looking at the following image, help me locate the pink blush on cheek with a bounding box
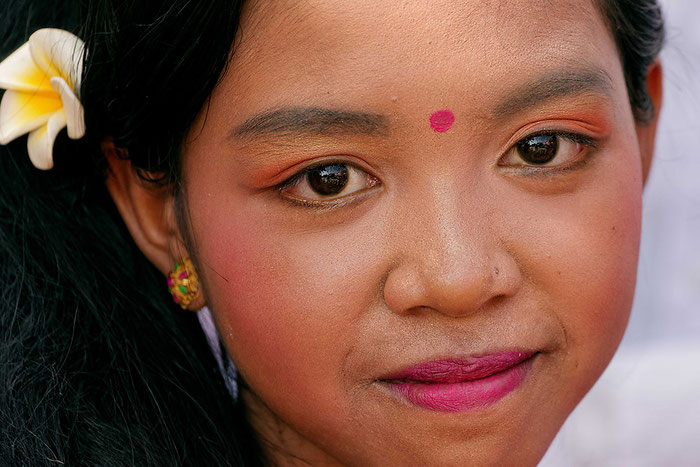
[429,110,455,132]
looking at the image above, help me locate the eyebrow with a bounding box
[492,67,614,118]
[231,107,389,140]
[231,68,612,140]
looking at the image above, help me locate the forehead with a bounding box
[241,0,605,51]
[215,0,621,122]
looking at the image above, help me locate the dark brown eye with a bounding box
[280,161,380,204]
[307,164,349,196]
[515,134,558,165]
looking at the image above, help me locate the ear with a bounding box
[103,141,187,276]
[636,60,663,186]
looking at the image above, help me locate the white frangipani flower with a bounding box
[0,29,86,170]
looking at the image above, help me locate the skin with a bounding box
[106,0,662,465]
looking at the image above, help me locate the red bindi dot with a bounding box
[429,110,455,133]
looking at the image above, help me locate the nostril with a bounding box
[382,262,430,316]
[384,251,523,318]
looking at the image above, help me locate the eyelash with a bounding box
[275,131,599,208]
[276,161,380,209]
[498,131,599,175]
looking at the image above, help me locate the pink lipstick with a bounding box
[381,351,536,412]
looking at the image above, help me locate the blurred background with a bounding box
[541,0,700,465]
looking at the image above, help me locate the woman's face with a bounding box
[179,0,653,464]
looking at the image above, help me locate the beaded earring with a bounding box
[168,257,204,310]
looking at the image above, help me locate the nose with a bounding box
[382,188,522,318]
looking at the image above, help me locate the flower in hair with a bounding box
[0,29,85,170]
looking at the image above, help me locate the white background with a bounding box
[541,1,700,465]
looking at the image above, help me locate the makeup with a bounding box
[429,109,455,132]
[180,0,651,462]
[381,352,535,412]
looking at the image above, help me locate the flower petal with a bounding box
[29,29,84,90]
[0,43,54,94]
[50,77,85,139]
[27,110,66,170]
[0,89,62,144]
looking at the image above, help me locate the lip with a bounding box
[380,351,537,413]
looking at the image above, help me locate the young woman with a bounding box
[0,0,664,465]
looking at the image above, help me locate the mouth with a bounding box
[379,351,537,413]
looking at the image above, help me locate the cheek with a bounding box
[189,199,385,419]
[565,163,642,351]
[557,189,640,348]
[511,147,643,378]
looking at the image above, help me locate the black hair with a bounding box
[598,0,665,123]
[0,1,263,465]
[0,0,664,465]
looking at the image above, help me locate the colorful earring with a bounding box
[168,257,204,310]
